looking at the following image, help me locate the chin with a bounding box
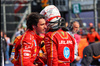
[40,32,45,34]
[43,32,46,34]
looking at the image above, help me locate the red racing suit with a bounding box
[44,29,75,66]
[10,35,22,66]
[15,30,43,66]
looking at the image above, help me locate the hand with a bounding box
[76,56,81,61]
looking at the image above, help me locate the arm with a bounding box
[95,32,100,41]
[74,39,78,59]
[74,38,81,61]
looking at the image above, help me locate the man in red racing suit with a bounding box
[44,29,75,66]
[15,30,43,66]
[15,12,47,66]
[40,5,75,66]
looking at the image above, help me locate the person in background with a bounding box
[89,23,93,28]
[78,33,89,59]
[82,22,88,35]
[65,21,69,27]
[10,27,26,66]
[81,42,100,66]
[15,12,47,66]
[23,27,27,32]
[67,21,81,66]
[1,31,7,65]
[40,5,75,66]
[4,33,11,64]
[15,26,24,37]
[87,27,100,44]
[86,23,93,33]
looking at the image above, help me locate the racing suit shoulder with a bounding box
[45,31,58,44]
[14,35,22,44]
[22,33,34,42]
[45,30,62,37]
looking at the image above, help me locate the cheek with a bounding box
[38,26,43,31]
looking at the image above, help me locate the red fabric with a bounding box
[15,30,43,66]
[74,34,81,46]
[10,36,22,66]
[87,31,100,43]
[78,37,89,58]
[44,29,75,66]
[35,56,47,66]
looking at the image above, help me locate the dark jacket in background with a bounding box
[0,36,7,65]
[81,42,100,66]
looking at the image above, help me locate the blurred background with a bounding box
[1,0,100,66]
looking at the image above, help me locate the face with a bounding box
[35,18,47,34]
[65,22,68,27]
[72,22,80,33]
[90,28,94,33]
[1,32,3,37]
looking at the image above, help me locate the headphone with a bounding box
[48,17,70,31]
[48,17,66,29]
[70,21,74,31]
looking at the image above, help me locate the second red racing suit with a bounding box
[44,29,75,66]
[10,35,22,66]
[15,29,43,66]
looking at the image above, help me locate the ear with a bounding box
[32,25,36,29]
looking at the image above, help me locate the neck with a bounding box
[33,29,40,35]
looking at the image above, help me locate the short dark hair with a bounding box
[90,27,94,30]
[26,12,45,30]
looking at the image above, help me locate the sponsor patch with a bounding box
[24,53,30,56]
[63,47,70,59]
[59,40,72,44]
